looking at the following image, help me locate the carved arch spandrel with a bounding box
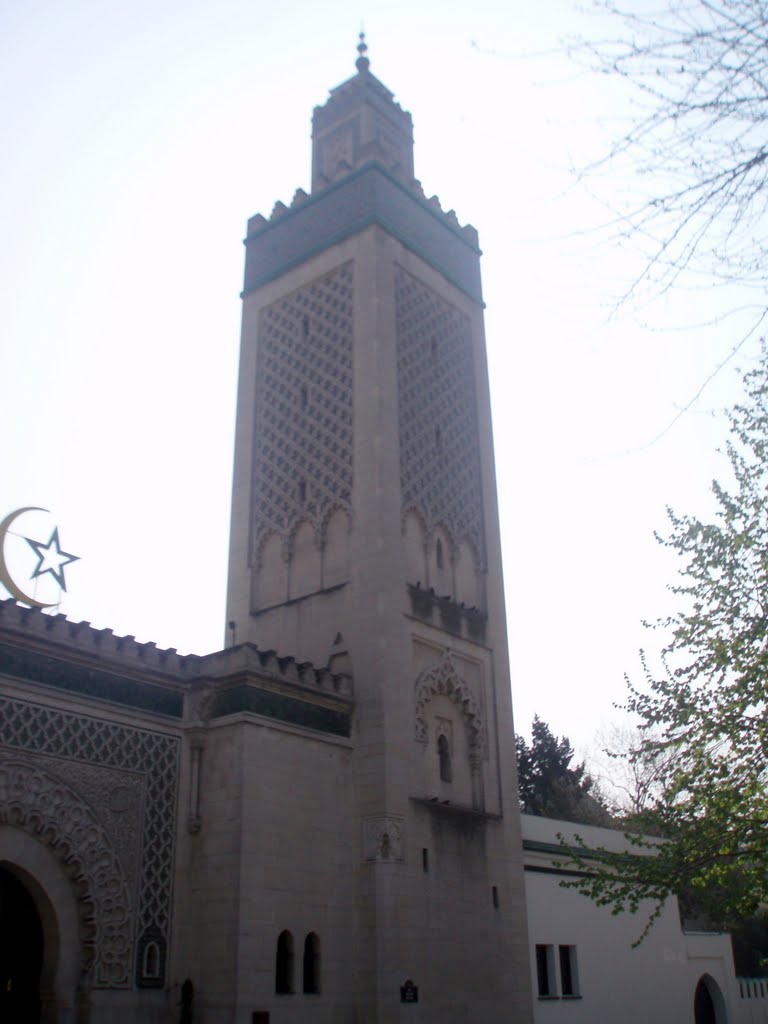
[414,652,485,763]
[0,758,133,988]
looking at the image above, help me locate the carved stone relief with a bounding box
[396,266,485,564]
[251,263,354,566]
[414,651,485,764]
[0,696,179,989]
[363,814,404,862]
[0,757,132,987]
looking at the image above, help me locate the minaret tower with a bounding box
[226,37,533,1023]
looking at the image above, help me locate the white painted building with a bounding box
[522,814,768,1024]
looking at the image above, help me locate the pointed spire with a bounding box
[355,30,370,73]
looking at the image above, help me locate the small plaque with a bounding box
[400,979,419,1004]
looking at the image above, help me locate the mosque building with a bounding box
[0,38,751,1024]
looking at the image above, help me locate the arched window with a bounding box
[275,930,294,994]
[436,537,444,570]
[438,733,452,783]
[303,932,320,994]
[142,940,160,979]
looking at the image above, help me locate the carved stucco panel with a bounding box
[414,650,486,763]
[0,696,179,989]
[0,757,133,987]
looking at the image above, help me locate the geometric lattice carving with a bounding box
[396,266,485,562]
[414,651,485,763]
[0,758,132,987]
[251,262,354,563]
[0,696,179,989]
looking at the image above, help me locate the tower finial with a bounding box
[356,30,370,73]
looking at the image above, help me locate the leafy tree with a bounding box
[517,716,611,825]
[565,343,768,933]
[572,0,768,303]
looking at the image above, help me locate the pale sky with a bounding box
[0,0,756,759]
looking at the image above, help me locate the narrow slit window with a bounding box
[422,848,429,873]
[303,932,320,994]
[492,885,499,909]
[142,941,161,979]
[275,931,294,994]
[435,537,444,570]
[438,733,452,783]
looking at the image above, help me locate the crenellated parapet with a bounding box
[246,173,479,250]
[196,641,353,698]
[243,162,483,304]
[0,598,353,738]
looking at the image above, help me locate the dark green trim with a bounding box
[210,684,351,737]
[524,864,593,880]
[241,163,484,305]
[243,162,479,251]
[523,838,602,861]
[0,642,183,718]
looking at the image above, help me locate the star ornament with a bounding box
[25,527,79,592]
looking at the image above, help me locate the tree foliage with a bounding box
[517,716,611,825]
[565,343,768,932]
[572,0,768,302]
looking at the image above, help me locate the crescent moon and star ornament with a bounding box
[0,507,80,609]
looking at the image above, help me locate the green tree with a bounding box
[566,344,768,932]
[517,716,610,825]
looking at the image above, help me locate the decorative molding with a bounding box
[0,696,179,989]
[414,651,485,763]
[0,757,132,987]
[363,814,404,862]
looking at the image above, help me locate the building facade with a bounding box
[0,46,533,1024]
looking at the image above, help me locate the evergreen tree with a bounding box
[517,716,610,826]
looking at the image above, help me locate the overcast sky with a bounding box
[0,0,757,758]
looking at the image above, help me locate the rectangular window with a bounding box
[559,945,579,997]
[422,848,429,872]
[536,944,556,998]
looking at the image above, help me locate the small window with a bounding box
[422,848,429,873]
[303,932,320,994]
[142,941,160,979]
[492,885,499,909]
[536,944,556,998]
[435,537,444,570]
[275,931,294,994]
[437,733,452,783]
[559,945,579,997]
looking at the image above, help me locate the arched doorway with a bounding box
[0,865,44,1023]
[695,974,728,1024]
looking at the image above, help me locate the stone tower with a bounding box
[225,37,533,1024]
